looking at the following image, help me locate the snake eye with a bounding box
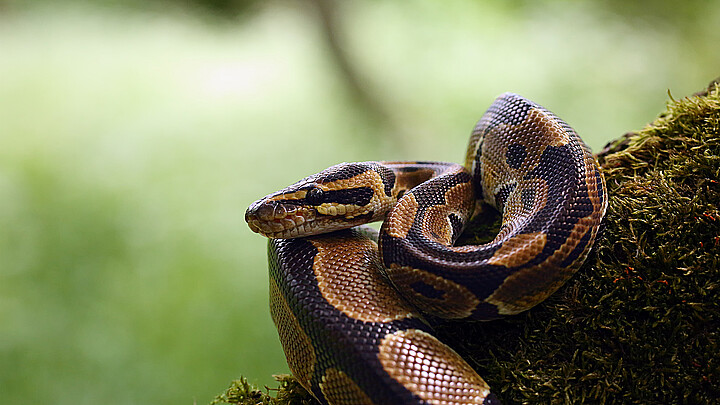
[306,187,325,205]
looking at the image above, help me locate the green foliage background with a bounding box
[0,1,718,404]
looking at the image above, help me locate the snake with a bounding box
[245,93,608,404]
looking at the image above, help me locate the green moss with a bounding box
[212,375,315,405]
[215,80,720,404]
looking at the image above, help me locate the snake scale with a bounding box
[245,93,608,404]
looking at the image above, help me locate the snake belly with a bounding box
[246,93,608,405]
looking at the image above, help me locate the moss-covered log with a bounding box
[215,80,720,404]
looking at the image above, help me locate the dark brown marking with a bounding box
[506,143,527,170]
[386,264,479,319]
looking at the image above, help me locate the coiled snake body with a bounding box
[246,94,608,404]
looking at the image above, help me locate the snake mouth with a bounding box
[245,199,315,238]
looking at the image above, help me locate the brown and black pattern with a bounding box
[248,93,607,404]
[380,94,607,319]
[269,228,497,404]
[246,161,458,239]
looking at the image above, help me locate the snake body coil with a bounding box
[246,93,608,404]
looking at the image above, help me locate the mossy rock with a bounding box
[216,80,720,404]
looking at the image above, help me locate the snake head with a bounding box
[245,162,394,238]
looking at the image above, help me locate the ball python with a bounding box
[245,93,608,404]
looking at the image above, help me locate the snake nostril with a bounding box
[255,204,275,221]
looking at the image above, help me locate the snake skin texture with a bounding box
[246,93,608,404]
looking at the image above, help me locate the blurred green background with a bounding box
[0,0,718,404]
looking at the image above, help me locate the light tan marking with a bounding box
[487,232,547,268]
[378,329,490,404]
[320,368,374,405]
[311,236,416,323]
[493,179,549,242]
[316,203,365,217]
[422,205,454,245]
[443,180,475,217]
[386,264,479,319]
[268,189,307,202]
[586,155,608,218]
[504,179,548,219]
[526,108,571,147]
[392,168,436,195]
[269,278,316,392]
[385,193,419,239]
[420,181,474,245]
